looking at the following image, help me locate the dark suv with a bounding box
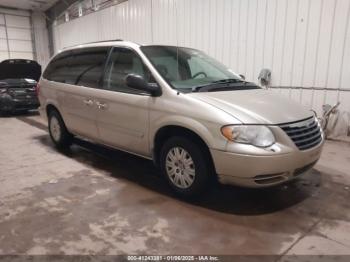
[0,59,41,114]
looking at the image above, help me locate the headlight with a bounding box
[221,125,275,147]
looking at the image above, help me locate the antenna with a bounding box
[174,0,180,82]
[174,0,179,48]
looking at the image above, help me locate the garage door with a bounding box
[0,10,34,62]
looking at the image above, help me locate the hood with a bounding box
[0,59,41,81]
[189,89,313,124]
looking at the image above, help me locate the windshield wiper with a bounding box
[192,78,247,92]
[211,78,246,84]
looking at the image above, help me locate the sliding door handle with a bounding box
[83,99,93,106]
[96,101,107,110]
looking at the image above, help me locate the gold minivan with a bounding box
[38,40,324,196]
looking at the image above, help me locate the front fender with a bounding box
[150,114,228,151]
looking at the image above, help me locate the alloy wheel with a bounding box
[50,116,61,142]
[165,147,196,189]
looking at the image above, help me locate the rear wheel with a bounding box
[160,136,211,197]
[48,110,72,149]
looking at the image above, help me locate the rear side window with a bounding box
[43,51,74,84]
[43,47,109,88]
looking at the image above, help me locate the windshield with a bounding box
[141,46,258,92]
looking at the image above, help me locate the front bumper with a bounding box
[210,141,324,188]
[0,96,39,112]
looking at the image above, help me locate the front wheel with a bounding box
[48,110,72,149]
[160,136,212,197]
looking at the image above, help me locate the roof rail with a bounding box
[62,39,124,49]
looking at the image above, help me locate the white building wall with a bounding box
[52,0,350,115]
[0,7,34,61]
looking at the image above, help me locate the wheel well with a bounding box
[153,125,214,169]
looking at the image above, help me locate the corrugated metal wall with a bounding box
[52,0,350,115]
[0,8,50,68]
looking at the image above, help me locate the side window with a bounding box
[71,47,109,88]
[43,47,109,88]
[102,47,153,94]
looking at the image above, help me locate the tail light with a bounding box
[35,83,40,96]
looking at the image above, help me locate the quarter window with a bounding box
[43,51,74,84]
[43,47,109,88]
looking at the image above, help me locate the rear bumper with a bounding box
[0,96,39,111]
[210,141,324,188]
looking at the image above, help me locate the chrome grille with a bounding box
[279,117,322,150]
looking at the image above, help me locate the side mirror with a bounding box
[125,74,161,96]
[239,74,245,80]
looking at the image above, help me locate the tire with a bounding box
[160,136,212,197]
[48,110,72,149]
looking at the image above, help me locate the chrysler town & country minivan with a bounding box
[38,40,324,196]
